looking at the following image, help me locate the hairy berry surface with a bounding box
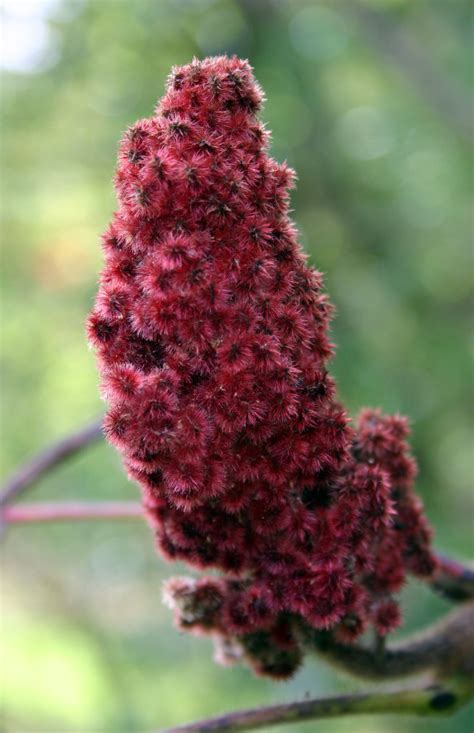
[88,56,435,677]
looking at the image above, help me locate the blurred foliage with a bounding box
[1,0,473,731]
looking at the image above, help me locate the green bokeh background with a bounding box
[1,0,473,731]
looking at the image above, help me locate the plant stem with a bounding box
[160,681,468,733]
[433,554,474,602]
[303,602,474,681]
[1,421,473,603]
[0,419,103,507]
[1,501,143,524]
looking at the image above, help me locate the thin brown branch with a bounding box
[340,0,474,143]
[432,553,474,602]
[0,419,103,507]
[164,603,474,731]
[1,425,473,733]
[303,601,474,682]
[161,680,469,733]
[2,501,143,524]
[1,421,473,605]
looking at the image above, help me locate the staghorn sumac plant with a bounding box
[87,55,436,679]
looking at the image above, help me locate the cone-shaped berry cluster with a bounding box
[88,56,436,678]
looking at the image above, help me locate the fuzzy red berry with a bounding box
[88,55,436,677]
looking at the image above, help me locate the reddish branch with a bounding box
[2,501,143,524]
[2,500,473,607]
[1,423,473,731]
[433,554,474,603]
[0,419,103,507]
[161,680,469,733]
[160,603,474,731]
[303,601,474,681]
[1,421,473,606]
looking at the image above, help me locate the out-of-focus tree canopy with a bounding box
[1,1,472,730]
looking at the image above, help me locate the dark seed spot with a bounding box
[275,248,292,262]
[209,75,220,96]
[173,72,184,90]
[118,260,135,279]
[127,149,144,164]
[305,381,327,400]
[185,166,198,185]
[229,343,240,362]
[127,336,165,372]
[302,484,334,510]
[198,139,215,153]
[133,186,149,207]
[429,691,456,711]
[147,469,163,487]
[182,521,201,539]
[93,319,117,343]
[169,121,189,138]
[227,71,243,88]
[152,156,166,179]
[190,370,208,387]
